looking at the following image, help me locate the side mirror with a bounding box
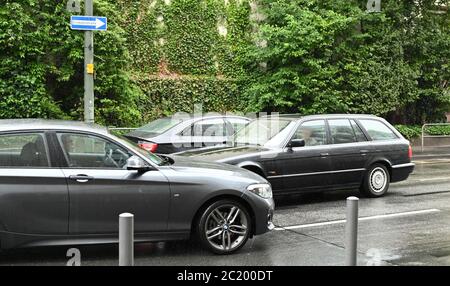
[126,155,151,172]
[287,139,305,148]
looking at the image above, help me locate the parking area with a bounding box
[1,159,450,266]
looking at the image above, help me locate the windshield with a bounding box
[234,118,295,146]
[113,134,165,166]
[136,118,182,135]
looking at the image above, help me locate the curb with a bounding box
[413,153,450,160]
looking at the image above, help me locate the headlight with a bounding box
[247,183,272,199]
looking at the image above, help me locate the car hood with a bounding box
[176,145,268,162]
[166,155,266,182]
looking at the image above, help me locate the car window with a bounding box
[0,133,49,167]
[135,118,182,135]
[234,118,294,146]
[350,120,368,142]
[328,119,357,144]
[57,133,133,169]
[225,118,249,135]
[293,120,327,146]
[183,118,226,137]
[359,119,398,141]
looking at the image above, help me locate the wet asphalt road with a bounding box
[1,159,450,266]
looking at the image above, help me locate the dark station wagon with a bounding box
[178,114,415,197]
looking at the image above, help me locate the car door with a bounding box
[54,132,170,235]
[278,120,332,192]
[0,131,68,235]
[327,119,369,187]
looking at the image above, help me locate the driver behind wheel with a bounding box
[104,142,130,168]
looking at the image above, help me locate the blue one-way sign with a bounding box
[70,16,107,31]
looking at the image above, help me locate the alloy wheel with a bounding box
[204,204,249,252]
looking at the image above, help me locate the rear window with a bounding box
[182,118,226,137]
[226,118,249,135]
[0,133,49,167]
[136,118,182,135]
[358,119,398,141]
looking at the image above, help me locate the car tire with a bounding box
[196,199,252,255]
[360,163,390,197]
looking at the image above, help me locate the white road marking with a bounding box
[275,208,441,231]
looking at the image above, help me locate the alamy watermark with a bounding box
[159,104,283,159]
[66,248,81,266]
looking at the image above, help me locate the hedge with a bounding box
[395,124,450,139]
[134,77,248,123]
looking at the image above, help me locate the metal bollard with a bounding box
[119,213,134,266]
[345,197,359,266]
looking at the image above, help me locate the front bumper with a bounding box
[242,192,275,236]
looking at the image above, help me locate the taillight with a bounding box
[408,145,413,160]
[138,141,158,153]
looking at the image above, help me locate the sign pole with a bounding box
[84,0,94,123]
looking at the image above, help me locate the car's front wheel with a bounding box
[197,199,252,254]
[361,163,390,197]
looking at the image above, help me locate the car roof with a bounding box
[261,114,379,121]
[0,119,109,134]
[163,114,249,122]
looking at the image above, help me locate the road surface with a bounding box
[1,159,450,266]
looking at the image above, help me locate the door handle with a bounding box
[360,150,369,156]
[69,175,94,183]
[320,153,330,157]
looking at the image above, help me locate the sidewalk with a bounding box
[412,145,450,160]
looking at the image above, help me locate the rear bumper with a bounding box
[391,162,415,182]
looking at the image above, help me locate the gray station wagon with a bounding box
[0,120,274,254]
[177,114,415,197]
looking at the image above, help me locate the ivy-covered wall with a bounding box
[136,77,247,122]
[115,0,252,121]
[117,0,250,77]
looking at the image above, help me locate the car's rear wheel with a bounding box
[360,163,390,197]
[197,199,252,254]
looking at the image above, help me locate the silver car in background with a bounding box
[0,120,274,254]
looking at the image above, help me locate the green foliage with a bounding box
[244,0,450,123]
[113,0,253,124]
[425,125,450,136]
[394,125,422,139]
[0,0,142,126]
[1,0,449,127]
[395,124,450,139]
[116,0,252,78]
